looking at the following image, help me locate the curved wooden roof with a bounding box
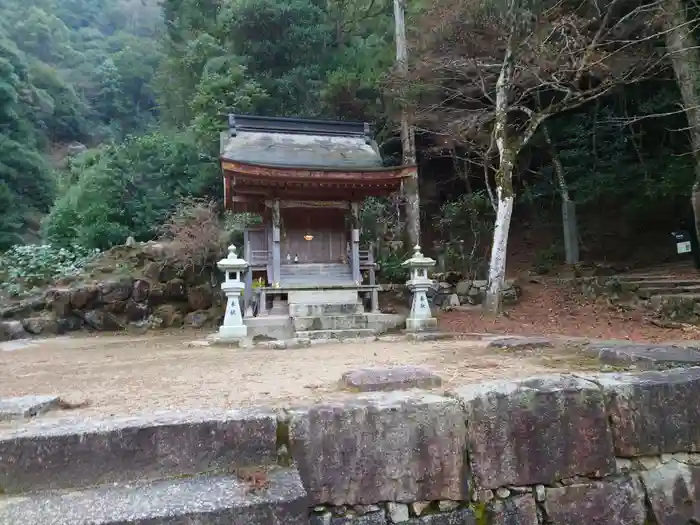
[220,115,414,209]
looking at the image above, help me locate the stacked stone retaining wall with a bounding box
[3,368,700,524]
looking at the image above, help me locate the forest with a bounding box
[2,0,700,310]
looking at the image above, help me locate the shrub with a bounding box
[158,197,225,273]
[0,244,99,296]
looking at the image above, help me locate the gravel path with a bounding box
[0,332,595,421]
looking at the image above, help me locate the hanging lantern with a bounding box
[304,233,314,241]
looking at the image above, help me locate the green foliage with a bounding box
[44,131,219,249]
[0,243,99,296]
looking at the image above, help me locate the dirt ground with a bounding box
[0,331,601,422]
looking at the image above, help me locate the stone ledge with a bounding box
[0,467,308,525]
[0,395,61,421]
[340,366,443,392]
[0,408,278,494]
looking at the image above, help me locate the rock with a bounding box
[340,366,443,392]
[148,283,167,306]
[0,395,60,421]
[0,320,28,341]
[594,368,700,456]
[81,310,122,331]
[588,342,700,369]
[487,495,538,525]
[641,460,700,525]
[486,336,553,349]
[319,511,387,525]
[455,280,473,296]
[410,502,430,516]
[0,297,45,320]
[98,279,133,303]
[387,503,409,523]
[125,236,136,247]
[102,300,127,314]
[124,302,150,322]
[56,316,84,333]
[437,501,459,512]
[185,310,210,329]
[288,391,467,505]
[45,288,72,317]
[132,280,150,303]
[165,278,187,300]
[544,478,646,525]
[70,286,97,310]
[495,487,511,499]
[445,294,460,308]
[405,509,476,524]
[188,284,214,311]
[21,316,58,336]
[535,485,546,502]
[154,304,184,328]
[454,375,615,489]
[143,261,162,282]
[66,141,87,156]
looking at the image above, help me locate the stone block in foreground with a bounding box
[340,366,443,392]
[0,408,277,494]
[641,460,700,525]
[0,467,308,525]
[544,477,646,525]
[0,395,60,421]
[288,391,467,505]
[453,374,615,489]
[487,495,538,525]
[594,368,700,456]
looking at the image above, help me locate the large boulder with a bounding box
[188,284,214,311]
[45,288,72,317]
[81,310,122,331]
[21,316,58,336]
[288,391,468,505]
[0,320,28,341]
[132,280,150,303]
[487,495,538,525]
[69,285,98,310]
[164,278,187,301]
[594,368,700,456]
[453,375,615,489]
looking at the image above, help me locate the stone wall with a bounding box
[4,368,700,524]
[284,368,700,524]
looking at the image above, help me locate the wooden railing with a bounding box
[250,250,270,266]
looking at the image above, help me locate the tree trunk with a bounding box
[664,0,700,260]
[484,32,515,314]
[394,0,420,248]
[543,124,579,264]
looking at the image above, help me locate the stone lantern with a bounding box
[402,245,438,331]
[216,244,248,341]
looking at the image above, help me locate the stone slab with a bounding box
[0,467,308,525]
[288,391,468,505]
[453,375,615,489]
[587,342,700,369]
[0,408,277,494]
[486,495,538,525]
[0,395,60,421]
[593,368,700,456]
[641,460,700,524]
[340,366,443,392]
[405,509,476,524]
[544,478,646,525]
[486,336,554,350]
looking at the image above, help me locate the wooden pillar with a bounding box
[368,241,379,312]
[243,229,253,315]
[272,199,281,286]
[350,201,361,284]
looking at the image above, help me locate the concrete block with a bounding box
[453,375,615,489]
[0,408,277,494]
[288,391,468,505]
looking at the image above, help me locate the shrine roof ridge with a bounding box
[227,114,370,139]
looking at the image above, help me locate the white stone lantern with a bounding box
[216,244,248,341]
[402,245,438,331]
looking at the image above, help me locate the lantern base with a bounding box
[218,324,248,340]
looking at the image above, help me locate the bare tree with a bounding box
[403,0,673,313]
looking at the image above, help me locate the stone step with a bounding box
[626,279,700,288]
[613,275,700,283]
[292,315,369,331]
[0,409,277,494]
[637,285,700,298]
[289,303,363,317]
[295,328,377,341]
[0,468,308,525]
